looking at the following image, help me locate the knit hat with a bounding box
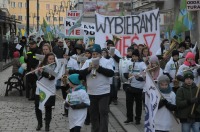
[149,55,159,63]
[106,40,114,45]
[13,51,20,58]
[158,75,171,94]
[132,49,140,57]
[158,75,170,84]
[91,44,101,53]
[68,74,81,85]
[185,52,195,60]
[172,50,179,56]
[183,71,194,80]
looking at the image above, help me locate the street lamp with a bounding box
[31,13,36,27]
[48,9,57,26]
[54,5,63,27]
[60,0,76,11]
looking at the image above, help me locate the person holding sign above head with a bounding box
[35,53,58,131]
[123,49,146,125]
[65,74,90,132]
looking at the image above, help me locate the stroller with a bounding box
[5,72,25,96]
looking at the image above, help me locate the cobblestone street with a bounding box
[0,67,125,132]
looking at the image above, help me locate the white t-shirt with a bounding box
[127,61,147,89]
[155,91,177,131]
[164,59,179,87]
[66,88,90,129]
[113,49,122,73]
[81,57,114,95]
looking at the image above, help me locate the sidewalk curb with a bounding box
[110,105,141,132]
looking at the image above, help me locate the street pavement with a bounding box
[0,67,181,132]
[0,67,124,132]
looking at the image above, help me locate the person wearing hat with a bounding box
[65,74,90,132]
[68,44,114,132]
[106,40,122,104]
[176,71,200,132]
[176,52,197,83]
[24,40,41,100]
[123,49,146,124]
[164,50,180,93]
[52,38,67,58]
[61,51,79,117]
[155,75,176,132]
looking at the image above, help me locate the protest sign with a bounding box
[64,18,95,39]
[95,9,160,56]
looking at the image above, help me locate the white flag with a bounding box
[37,81,52,111]
[144,72,161,132]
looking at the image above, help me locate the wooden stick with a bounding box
[191,84,200,115]
[26,62,56,76]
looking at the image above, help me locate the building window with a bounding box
[18,15,23,21]
[11,2,16,7]
[18,2,22,8]
[46,17,50,22]
[12,15,16,19]
[53,17,57,21]
[53,5,57,11]
[46,4,50,10]
[59,17,63,21]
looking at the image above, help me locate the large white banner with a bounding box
[144,72,161,132]
[95,9,160,56]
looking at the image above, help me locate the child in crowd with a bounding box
[176,71,200,132]
[155,75,176,132]
[148,55,163,82]
[12,51,21,74]
[65,74,90,132]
